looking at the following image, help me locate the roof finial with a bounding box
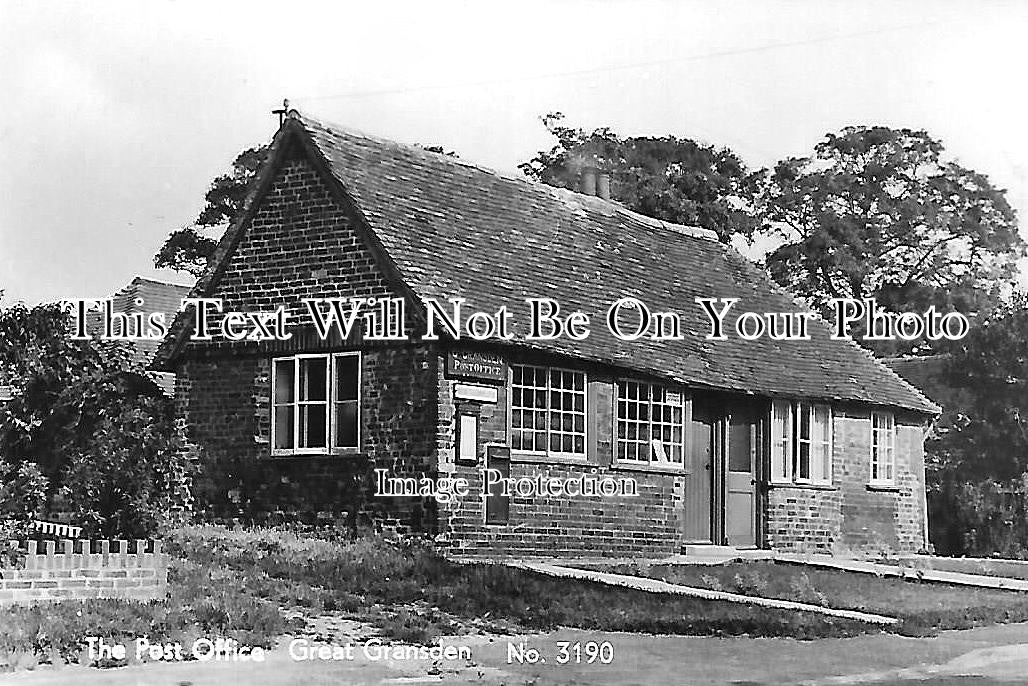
[272,98,290,126]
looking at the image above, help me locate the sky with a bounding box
[2,0,1028,305]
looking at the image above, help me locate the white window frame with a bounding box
[331,352,361,452]
[770,400,793,483]
[770,399,833,486]
[870,411,896,485]
[271,352,361,456]
[614,380,686,469]
[509,364,588,459]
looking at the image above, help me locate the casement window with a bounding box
[510,365,586,457]
[615,381,685,467]
[770,400,832,485]
[870,411,896,484]
[272,353,360,455]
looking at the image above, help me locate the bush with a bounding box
[0,302,194,539]
[0,459,48,567]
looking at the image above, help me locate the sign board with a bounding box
[446,350,507,384]
[454,383,499,403]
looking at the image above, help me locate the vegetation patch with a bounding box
[598,560,1028,635]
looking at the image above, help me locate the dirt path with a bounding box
[5,623,1028,685]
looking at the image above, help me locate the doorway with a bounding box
[683,398,763,547]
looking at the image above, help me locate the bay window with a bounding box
[272,353,360,455]
[615,381,685,467]
[770,400,832,485]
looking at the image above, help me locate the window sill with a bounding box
[866,483,901,492]
[767,482,837,491]
[268,449,362,459]
[610,462,686,476]
[510,451,588,466]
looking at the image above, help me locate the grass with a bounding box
[8,524,1028,671]
[599,560,1028,635]
[163,525,870,640]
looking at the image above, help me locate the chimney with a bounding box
[596,173,610,201]
[580,167,597,196]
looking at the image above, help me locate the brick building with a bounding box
[153,111,940,557]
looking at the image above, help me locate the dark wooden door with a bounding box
[684,405,715,542]
[724,409,757,547]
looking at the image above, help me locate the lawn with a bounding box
[596,560,1028,635]
[6,525,1028,671]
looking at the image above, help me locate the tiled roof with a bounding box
[158,113,940,415]
[92,276,192,368]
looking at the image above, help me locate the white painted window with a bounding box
[770,400,793,482]
[770,400,832,485]
[615,381,685,467]
[510,365,586,457]
[272,352,360,454]
[870,411,896,484]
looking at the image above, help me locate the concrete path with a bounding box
[507,560,900,625]
[776,553,1028,592]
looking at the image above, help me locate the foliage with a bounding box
[928,476,1028,558]
[154,145,269,277]
[0,458,48,566]
[924,296,1028,556]
[0,302,193,538]
[759,126,1024,353]
[520,112,763,243]
[932,295,1028,481]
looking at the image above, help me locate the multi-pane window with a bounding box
[272,353,360,454]
[615,381,685,466]
[870,411,896,484]
[770,400,832,484]
[510,365,586,456]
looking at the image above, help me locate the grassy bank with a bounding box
[599,560,1028,635]
[14,525,1028,669]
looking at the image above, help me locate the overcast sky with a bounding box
[2,0,1027,305]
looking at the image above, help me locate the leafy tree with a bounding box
[155,145,269,277]
[760,127,1025,327]
[932,295,1028,481]
[520,113,763,243]
[926,295,1028,555]
[0,302,194,537]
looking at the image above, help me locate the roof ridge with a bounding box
[295,109,719,244]
[131,275,194,290]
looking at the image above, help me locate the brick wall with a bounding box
[0,540,167,606]
[765,410,928,554]
[435,354,685,558]
[175,151,439,530]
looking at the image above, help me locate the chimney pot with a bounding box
[581,168,597,196]
[596,173,611,201]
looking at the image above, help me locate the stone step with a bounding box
[682,544,772,559]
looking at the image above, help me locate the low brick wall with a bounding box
[0,539,168,606]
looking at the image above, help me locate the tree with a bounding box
[0,302,194,537]
[760,127,1025,331]
[156,141,458,277]
[925,295,1028,555]
[155,145,269,277]
[520,113,763,243]
[933,295,1028,481]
